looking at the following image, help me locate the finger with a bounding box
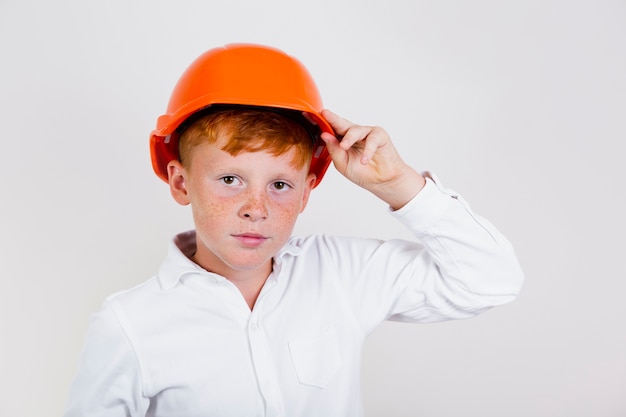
[321,109,357,136]
[359,127,387,164]
[339,125,374,150]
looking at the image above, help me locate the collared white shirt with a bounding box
[64,177,523,417]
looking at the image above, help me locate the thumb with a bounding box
[320,131,343,159]
[320,128,350,173]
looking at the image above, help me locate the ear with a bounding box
[167,160,191,206]
[299,173,317,213]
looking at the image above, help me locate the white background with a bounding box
[1,1,625,416]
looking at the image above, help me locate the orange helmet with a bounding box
[150,43,334,187]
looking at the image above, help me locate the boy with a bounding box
[64,44,523,416]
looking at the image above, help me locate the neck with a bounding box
[227,265,272,310]
[192,252,272,310]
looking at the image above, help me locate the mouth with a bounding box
[232,233,269,248]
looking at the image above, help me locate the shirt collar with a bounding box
[157,230,303,290]
[157,230,208,290]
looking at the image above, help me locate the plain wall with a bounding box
[1,0,624,416]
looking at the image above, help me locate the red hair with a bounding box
[179,108,314,170]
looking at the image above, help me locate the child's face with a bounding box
[168,137,316,278]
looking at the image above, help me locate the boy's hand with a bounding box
[320,109,426,210]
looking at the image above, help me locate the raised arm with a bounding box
[320,109,425,210]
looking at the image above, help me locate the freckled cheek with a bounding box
[270,201,302,226]
[190,191,303,227]
[192,198,237,228]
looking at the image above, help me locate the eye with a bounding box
[272,181,291,191]
[220,176,241,186]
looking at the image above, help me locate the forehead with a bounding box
[190,138,305,171]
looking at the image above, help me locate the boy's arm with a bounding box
[319,110,523,327]
[320,109,426,210]
[63,302,149,417]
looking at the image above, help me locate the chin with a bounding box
[224,256,273,272]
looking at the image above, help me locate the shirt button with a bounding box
[249,322,259,331]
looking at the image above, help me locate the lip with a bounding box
[232,233,269,248]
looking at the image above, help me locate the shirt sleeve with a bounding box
[319,174,524,332]
[388,173,524,321]
[63,301,150,417]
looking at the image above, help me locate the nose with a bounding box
[238,189,269,221]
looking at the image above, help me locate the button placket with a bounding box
[246,278,284,416]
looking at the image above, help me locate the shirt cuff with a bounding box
[389,171,457,233]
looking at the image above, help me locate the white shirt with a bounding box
[64,177,523,417]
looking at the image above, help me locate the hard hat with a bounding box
[149,43,334,187]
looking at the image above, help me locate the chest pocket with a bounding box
[288,327,342,388]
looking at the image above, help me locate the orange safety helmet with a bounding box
[149,43,334,187]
